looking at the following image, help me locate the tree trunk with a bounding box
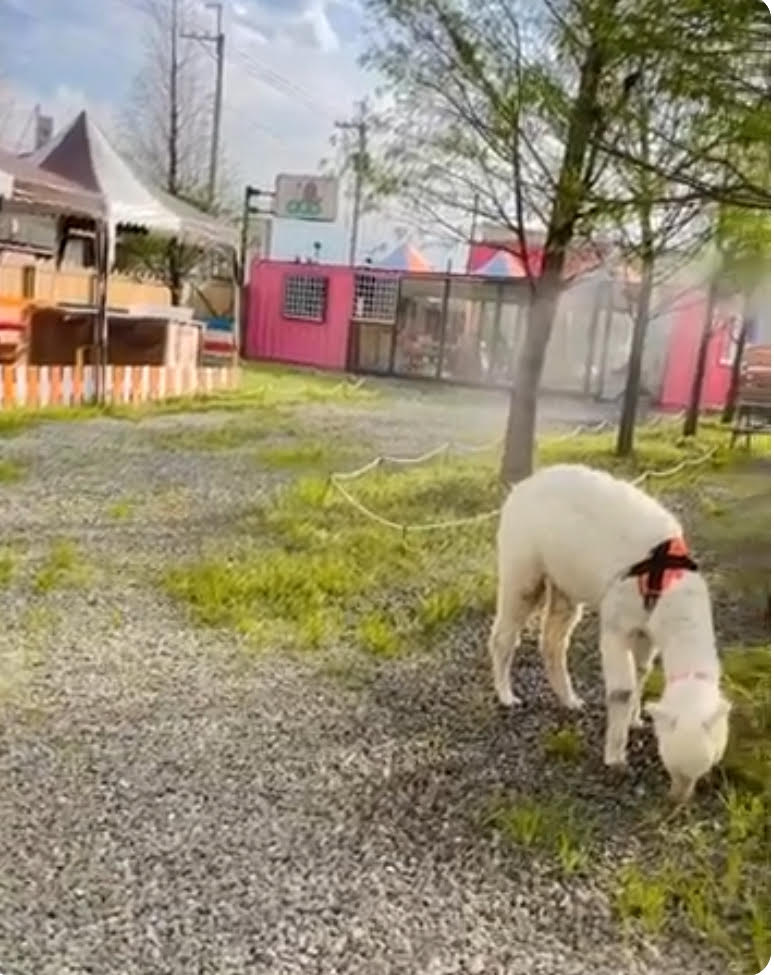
[616,249,654,455]
[721,312,750,423]
[501,275,563,482]
[500,36,607,484]
[167,239,183,306]
[683,274,720,436]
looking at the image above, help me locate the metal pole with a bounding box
[337,101,367,266]
[436,263,452,380]
[239,184,252,286]
[349,110,366,265]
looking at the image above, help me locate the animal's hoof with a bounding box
[604,753,628,770]
[495,686,522,708]
[564,694,585,711]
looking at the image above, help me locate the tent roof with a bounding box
[29,111,237,250]
[0,146,105,221]
[475,251,526,278]
[376,242,432,272]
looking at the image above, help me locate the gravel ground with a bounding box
[0,387,730,975]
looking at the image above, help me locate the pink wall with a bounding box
[245,260,355,369]
[660,290,735,409]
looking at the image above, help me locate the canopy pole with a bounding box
[93,220,109,404]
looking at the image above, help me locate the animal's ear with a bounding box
[703,697,731,733]
[645,701,677,730]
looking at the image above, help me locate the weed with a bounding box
[0,458,24,482]
[0,548,15,587]
[34,539,91,592]
[544,726,584,762]
[616,863,669,935]
[357,612,401,657]
[488,794,593,876]
[107,499,134,520]
[259,439,354,472]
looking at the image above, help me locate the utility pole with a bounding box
[168,0,179,195]
[335,100,367,266]
[181,1,225,207]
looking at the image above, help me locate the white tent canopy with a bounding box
[29,111,237,251]
[0,146,105,221]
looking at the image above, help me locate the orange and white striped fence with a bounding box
[0,364,239,409]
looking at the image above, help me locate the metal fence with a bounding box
[349,269,650,399]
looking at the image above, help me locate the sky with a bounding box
[0,0,452,265]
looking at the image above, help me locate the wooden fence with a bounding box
[0,363,239,409]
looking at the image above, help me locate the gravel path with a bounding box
[0,388,726,975]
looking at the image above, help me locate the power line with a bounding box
[234,48,340,120]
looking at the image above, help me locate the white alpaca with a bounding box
[489,463,730,802]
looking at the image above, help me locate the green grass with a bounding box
[258,439,358,472]
[107,498,134,521]
[164,421,763,659]
[0,404,105,438]
[621,643,770,973]
[543,726,585,762]
[34,539,91,592]
[0,547,15,587]
[164,456,503,653]
[486,794,593,875]
[0,457,24,482]
[357,611,402,658]
[0,364,378,439]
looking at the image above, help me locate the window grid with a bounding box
[352,273,399,323]
[283,275,328,322]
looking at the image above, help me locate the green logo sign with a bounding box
[284,180,324,219]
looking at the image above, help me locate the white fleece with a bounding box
[490,463,730,800]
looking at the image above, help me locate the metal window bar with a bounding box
[352,273,399,323]
[283,275,328,322]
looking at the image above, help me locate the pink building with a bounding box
[245,260,359,370]
[659,289,742,410]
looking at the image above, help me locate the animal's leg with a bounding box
[630,629,657,729]
[600,626,637,767]
[539,582,584,709]
[489,575,544,708]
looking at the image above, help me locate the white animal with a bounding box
[489,463,730,802]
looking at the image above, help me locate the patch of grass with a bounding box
[539,418,769,487]
[0,404,104,438]
[621,644,770,973]
[487,793,593,875]
[125,364,379,419]
[616,863,670,935]
[34,539,91,592]
[0,547,15,586]
[543,725,585,762]
[165,457,502,653]
[165,422,759,663]
[357,611,401,658]
[258,439,355,472]
[0,457,24,482]
[107,498,134,521]
[150,410,297,452]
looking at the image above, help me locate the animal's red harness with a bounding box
[625,537,699,611]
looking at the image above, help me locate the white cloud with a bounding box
[0,0,445,264]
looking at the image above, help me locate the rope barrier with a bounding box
[630,445,719,487]
[328,424,723,535]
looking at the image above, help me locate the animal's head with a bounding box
[645,695,731,802]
